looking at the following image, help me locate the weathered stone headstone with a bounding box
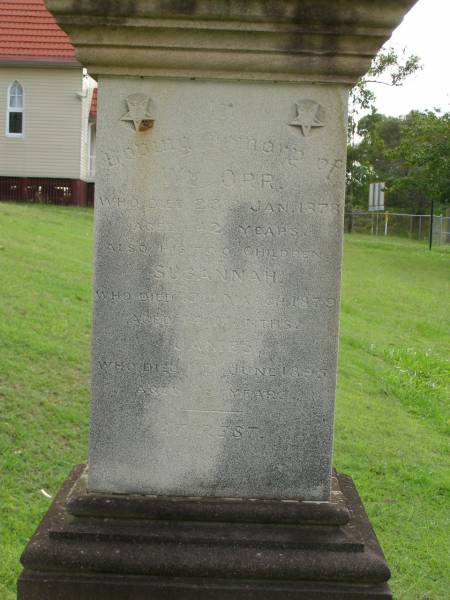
[18,2,418,598]
[90,79,346,500]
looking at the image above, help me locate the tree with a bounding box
[347,47,421,211]
[349,109,450,213]
[350,111,404,209]
[390,110,450,212]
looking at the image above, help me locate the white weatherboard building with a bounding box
[0,0,96,205]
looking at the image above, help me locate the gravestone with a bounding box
[90,79,346,501]
[18,2,417,598]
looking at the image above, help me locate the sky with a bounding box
[367,0,450,116]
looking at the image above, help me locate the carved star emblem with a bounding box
[290,100,325,137]
[121,94,155,132]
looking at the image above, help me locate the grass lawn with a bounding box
[0,202,449,599]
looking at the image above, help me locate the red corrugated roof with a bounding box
[90,87,97,120]
[0,0,77,62]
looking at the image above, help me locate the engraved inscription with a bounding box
[226,364,329,379]
[90,78,347,499]
[170,410,260,442]
[96,360,178,375]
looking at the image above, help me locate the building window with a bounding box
[7,81,24,136]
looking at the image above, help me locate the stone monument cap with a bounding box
[45,0,417,83]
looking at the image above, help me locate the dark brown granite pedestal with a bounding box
[18,465,391,599]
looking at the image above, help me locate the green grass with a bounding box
[1,203,449,599]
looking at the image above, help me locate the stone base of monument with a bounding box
[18,464,391,599]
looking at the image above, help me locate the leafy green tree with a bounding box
[349,109,450,213]
[350,111,404,208]
[347,47,421,211]
[390,110,450,212]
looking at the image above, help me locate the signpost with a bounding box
[369,182,385,212]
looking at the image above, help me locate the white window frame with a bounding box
[6,80,24,138]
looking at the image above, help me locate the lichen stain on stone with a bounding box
[90,220,183,491]
[261,1,342,60]
[154,0,198,16]
[259,0,288,20]
[71,0,138,19]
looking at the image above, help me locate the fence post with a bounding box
[384,211,389,236]
[429,200,434,250]
[418,215,422,240]
[347,206,353,234]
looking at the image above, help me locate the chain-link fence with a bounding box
[344,211,450,246]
